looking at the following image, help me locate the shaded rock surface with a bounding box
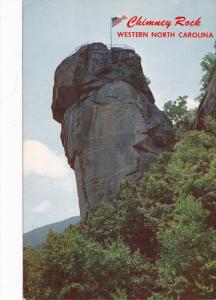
[193,71,216,130]
[52,43,174,221]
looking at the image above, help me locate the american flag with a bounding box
[111,15,127,27]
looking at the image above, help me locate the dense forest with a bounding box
[24,43,216,300]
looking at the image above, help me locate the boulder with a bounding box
[192,71,216,129]
[52,43,174,221]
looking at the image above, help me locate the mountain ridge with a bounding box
[24,216,80,248]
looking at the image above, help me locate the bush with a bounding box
[155,198,216,299]
[24,228,156,299]
[24,117,216,299]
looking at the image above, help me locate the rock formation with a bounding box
[52,43,174,221]
[193,71,216,130]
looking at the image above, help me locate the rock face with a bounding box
[52,43,174,221]
[193,71,216,130]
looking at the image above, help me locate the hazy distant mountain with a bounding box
[23,216,80,248]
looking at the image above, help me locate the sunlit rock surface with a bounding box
[52,43,174,221]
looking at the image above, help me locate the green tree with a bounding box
[24,117,216,300]
[155,198,216,300]
[83,201,119,245]
[200,40,216,93]
[24,227,156,299]
[23,246,45,299]
[166,117,216,227]
[196,40,216,102]
[163,95,196,129]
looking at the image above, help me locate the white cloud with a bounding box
[24,140,70,178]
[33,200,51,213]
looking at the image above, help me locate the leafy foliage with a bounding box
[163,42,216,130]
[166,116,216,227]
[196,40,216,101]
[24,118,216,299]
[155,198,216,299]
[24,228,156,299]
[163,95,197,129]
[200,40,216,93]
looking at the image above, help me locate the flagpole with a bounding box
[110,18,112,49]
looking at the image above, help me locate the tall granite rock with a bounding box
[193,71,216,130]
[52,43,174,221]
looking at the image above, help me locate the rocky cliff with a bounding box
[193,71,216,129]
[52,43,174,221]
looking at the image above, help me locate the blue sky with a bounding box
[23,0,216,232]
